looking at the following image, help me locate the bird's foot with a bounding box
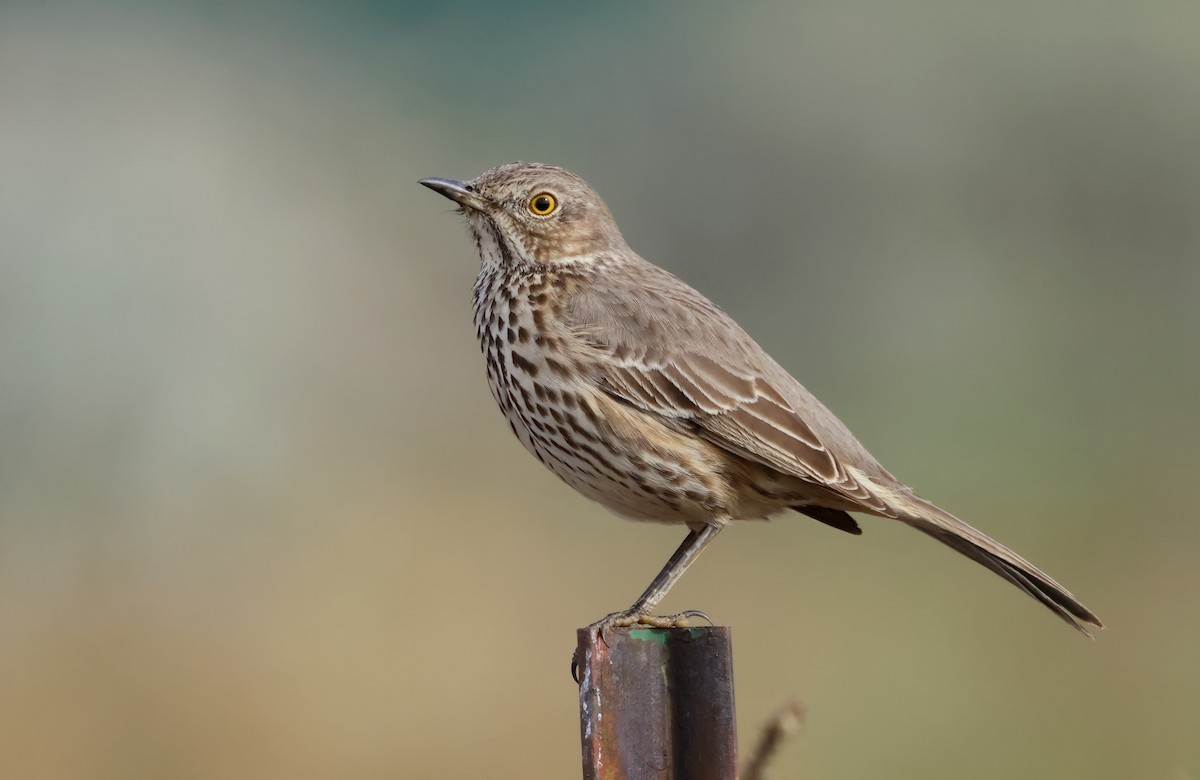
[590,608,713,633]
[571,609,713,683]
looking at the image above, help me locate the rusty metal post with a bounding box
[577,626,737,780]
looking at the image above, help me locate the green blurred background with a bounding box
[1,2,1197,778]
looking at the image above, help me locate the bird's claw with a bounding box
[590,607,710,634]
[571,608,715,683]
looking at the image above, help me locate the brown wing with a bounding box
[566,262,894,515]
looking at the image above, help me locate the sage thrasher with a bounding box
[420,162,1101,636]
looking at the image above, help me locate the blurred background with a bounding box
[1,2,1197,778]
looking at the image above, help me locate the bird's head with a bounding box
[421,162,626,267]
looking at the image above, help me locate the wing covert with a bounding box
[566,270,889,511]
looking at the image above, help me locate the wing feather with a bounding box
[566,270,892,513]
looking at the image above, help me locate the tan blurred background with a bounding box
[1,2,1197,778]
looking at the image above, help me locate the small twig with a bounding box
[741,700,807,780]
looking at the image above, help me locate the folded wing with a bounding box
[566,266,894,515]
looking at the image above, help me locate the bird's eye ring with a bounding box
[529,193,557,216]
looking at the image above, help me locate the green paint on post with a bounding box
[628,627,708,643]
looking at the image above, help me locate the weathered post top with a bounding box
[577,626,737,780]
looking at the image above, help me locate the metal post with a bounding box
[577,626,737,780]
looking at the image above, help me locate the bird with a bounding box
[419,162,1102,637]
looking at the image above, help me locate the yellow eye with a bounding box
[529,192,557,215]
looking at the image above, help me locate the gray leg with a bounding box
[599,524,723,629]
[573,524,724,682]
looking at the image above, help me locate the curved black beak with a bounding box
[419,177,490,211]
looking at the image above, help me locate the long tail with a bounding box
[898,495,1103,635]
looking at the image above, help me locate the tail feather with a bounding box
[900,498,1103,635]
